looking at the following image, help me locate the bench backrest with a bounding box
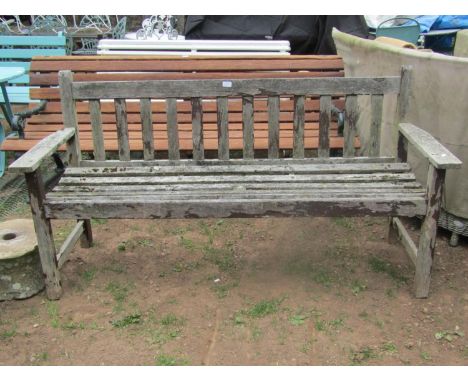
[60,68,410,162]
[16,55,345,153]
[0,35,68,104]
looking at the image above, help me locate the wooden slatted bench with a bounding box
[1,54,348,155]
[9,67,462,300]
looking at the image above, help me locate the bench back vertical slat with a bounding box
[191,97,204,160]
[292,95,305,159]
[369,94,384,157]
[242,96,254,159]
[216,97,229,160]
[343,95,358,158]
[268,95,280,159]
[58,71,81,165]
[88,100,105,161]
[166,98,180,160]
[139,98,155,160]
[114,99,130,161]
[397,66,412,122]
[318,95,331,158]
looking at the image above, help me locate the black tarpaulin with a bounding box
[184,15,369,54]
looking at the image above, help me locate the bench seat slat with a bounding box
[63,162,412,177]
[44,196,426,219]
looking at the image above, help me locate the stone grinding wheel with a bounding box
[0,219,45,300]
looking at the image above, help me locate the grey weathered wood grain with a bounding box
[45,196,426,220]
[72,77,401,99]
[217,97,229,160]
[415,165,445,298]
[369,94,383,157]
[293,95,305,159]
[389,217,417,266]
[64,162,412,177]
[399,123,462,169]
[397,66,412,122]
[191,97,204,160]
[343,95,358,158]
[59,70,81,165]
[318,95,331,158]
[166,98,180,160]
[114,98,130,161]
[242,96,254,159]
[57,220,84,268]
[9,128,75,173]
[25,170,62,300]
[140,98,154,160]
[80,156,397,168]
[88,100,105,161]
[268,96,280,159]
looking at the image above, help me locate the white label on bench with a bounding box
[222,81,232,88]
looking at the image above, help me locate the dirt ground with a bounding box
[1,206,467,365]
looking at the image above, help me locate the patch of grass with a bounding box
[202,244,239,274]
[381,342,397,354]
[46,301,60,328]
[312,268,334,287]
[112,313,142,328]
[329,317,345,329]
[179,236,197,251]
[420,351,432,361]
[315,320,326,331]
[435,327,464,342]
[212,281,239,299]
[105,281,130,311]
[332,217,354,229]
[81,267,97,283]
[351,280,367,295]
[247,298,283,318]
[102,259,126,274]
[61,321,85,330]
[160,313,184,327]
[117,241,127,251]
[350,346,377,365]
[368,256,408,284]
[0,326,17,340]
[289,314,307,326]
[155,354,188,366]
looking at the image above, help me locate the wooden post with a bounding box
[415,165,445,298]
[25,170,62,300]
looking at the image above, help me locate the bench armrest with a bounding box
[9,127,76,173]
[398,123,462,169]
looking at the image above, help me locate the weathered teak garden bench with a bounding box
[9,67,462,300]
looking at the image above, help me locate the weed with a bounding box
[358,310,369,319]
[247,298,283,318]
[179,236,197,251]
[420,351,432,361]
[136,238,154,247]
[0,326,17,340]
[155,354,188,366]
[202,245,238,274]
[234,313,246,326]
[46,301,60,328]
[212,281,239,299]
[368,256,408,284]
[112,314,142,328]
[332,217,354,229]
[160,313,184,326]
[315,320,326,332]
[435,327,464,342]
[300,339,315,354]
[61,321,85,330]
[381,342,397,354]
[81,267,97,283]
[105,281,130,311]
[350,346,377,365]
[386,288,396,298]
[117,242,127,251]
[351,280,367,295]
[329,318,345,329]
[289,314,307,326]
[102,259,126,274]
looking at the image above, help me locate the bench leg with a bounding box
[25,171,62,300]
[387,217,399,244]
[414,166,445,298]
[80,219,93,248]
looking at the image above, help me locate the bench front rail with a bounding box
[9,68,462,300]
